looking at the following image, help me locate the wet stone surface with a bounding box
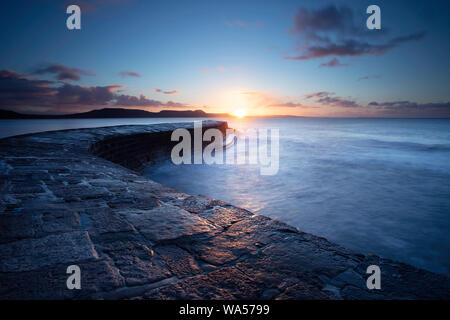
[0,121,449,300]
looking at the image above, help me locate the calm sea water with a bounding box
[1,118,449,276]
[144,118,450,276]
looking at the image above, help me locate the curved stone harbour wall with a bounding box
[0,121,449,300]
[87,121,228,172]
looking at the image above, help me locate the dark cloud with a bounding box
[286,32,425,60]
[164,101,191,108]
[319,58,348,67]
[155,88,180,95]
[0,70,30,79]
[304,91,360,108]
[303,91,331,99]
[290,5,356,38]
[304,93,450,116]
[0,69,56,107]
[368,100,450,110]
[286,5,425,61]
[113,94,164,107]
[56,83,122,106]
[368,100,450,117]
[34,63,95,81]
[119,71,141,78]
[0,69,191,113]
[317,96,359,108]
[368,101,411,107]
[112,95,189,108]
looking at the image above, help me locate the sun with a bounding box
[234,109,247,118]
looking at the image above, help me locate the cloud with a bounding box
[164,101,192,108]
[110,94,190,108]
[217,66,226,72]
[368,101,411,107]
[0,69,56,107]
[0,68,191,113]
[56,83,122,106]
[285,32,425,60]
[304,91,360,108]
[119,71,141,78]
[271,91,403,111]
[317,96,359,108]
[269,102,304,108]
[155,88,180,95]
[319,58,348,67]
[290,5,356,37]
[367,100,450,117]
[285,5,425,61]
[368,100,450,110]
[201,68,212,73]
[303,92,450,116]
[0,69,30,79]
[34,63,95,81]
[113,94,164,106]
[303,91,331,99]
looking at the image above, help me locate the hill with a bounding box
[0,108,230,119]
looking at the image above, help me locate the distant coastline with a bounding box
[0,108,231,119]
[2,109,448,120]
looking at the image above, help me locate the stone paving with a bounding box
[0,121,449,299]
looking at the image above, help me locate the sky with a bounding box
[0,0,449,117]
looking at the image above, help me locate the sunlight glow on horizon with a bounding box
[234,109,247,118]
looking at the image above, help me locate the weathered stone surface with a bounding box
[0,231,98,272]
[144,267,262,300]
[154,244,202,278]
[120,203,218,242]
[197,205,253,229]
[0,212,36,244]
[38,208,81,235]
[0,259,123,300]
[0,121,449,300]
[87,208,135,235]
[330,269,364,288]
[275,282,334,300]
[100,239,171,286]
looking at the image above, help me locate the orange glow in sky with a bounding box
[234,109,247,118]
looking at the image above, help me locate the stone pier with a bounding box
[0,121,449,299]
